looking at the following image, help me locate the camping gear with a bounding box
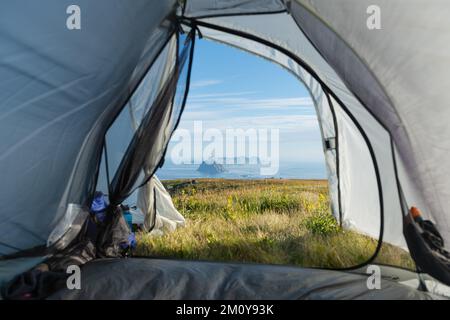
[130,207,145,229]
[121,205,133,231]
[411,207,447,253]
[1,0,450,299]
[403,207,450,284]
[2,268,68,300]
[85,191,108,241]
[90,192,108,223]
[95,206,134,258]
[120,233,137,253]
[137,175,185,234]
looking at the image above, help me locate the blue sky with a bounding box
[168,37,325,164]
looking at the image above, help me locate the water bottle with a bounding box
[122,205,133,231]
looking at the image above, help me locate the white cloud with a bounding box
[177,114,320,134]
[187,95,313,111]
[188,91,258,99]
[190,79,223,88]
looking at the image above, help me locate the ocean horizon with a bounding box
[155,160,327,180]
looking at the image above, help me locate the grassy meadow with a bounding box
[135,179,414,269]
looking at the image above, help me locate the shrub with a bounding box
[304,213,340,236]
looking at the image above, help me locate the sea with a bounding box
[155,160,327,180]
[124,160,326,206]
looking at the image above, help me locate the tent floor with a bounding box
[48,258,438,300]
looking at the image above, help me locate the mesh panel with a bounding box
[107,30,195,205]
[104,37,177,184]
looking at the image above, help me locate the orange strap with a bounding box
[410,206,422,219]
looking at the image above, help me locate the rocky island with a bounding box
[197,161,226,175]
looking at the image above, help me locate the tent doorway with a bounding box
[132,35,409,270]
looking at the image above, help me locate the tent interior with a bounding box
[1,0,450,299]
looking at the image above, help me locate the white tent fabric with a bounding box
[333,99,380,237]
[183,0,286,18]
[291,0,450,248]
[137,175,185,235]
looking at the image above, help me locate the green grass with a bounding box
[135,179,414,269]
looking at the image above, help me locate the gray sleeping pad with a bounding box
[48,258,439,300]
